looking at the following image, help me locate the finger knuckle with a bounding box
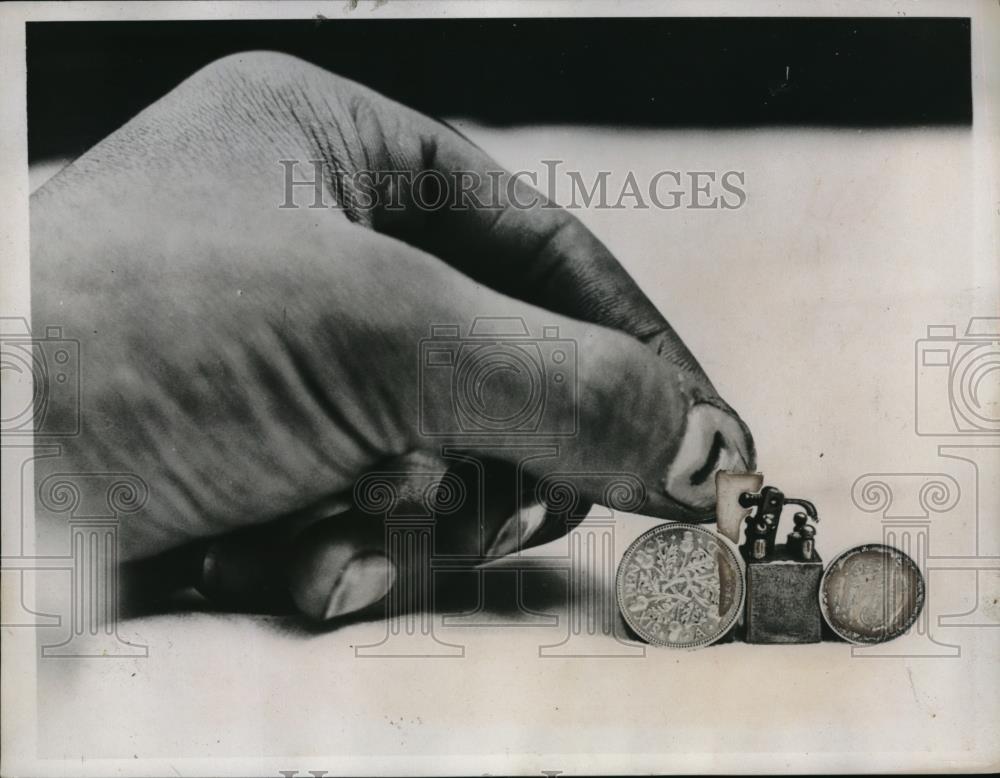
[194,49,316,92]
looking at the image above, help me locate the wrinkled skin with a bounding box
[31,52,754,620]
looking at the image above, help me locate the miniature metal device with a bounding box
[737,484,823,644]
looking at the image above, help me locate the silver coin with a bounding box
[616,523,744,649]
[820,544,925,644]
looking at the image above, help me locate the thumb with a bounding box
[351,227,750,520]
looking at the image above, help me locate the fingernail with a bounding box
[195,539,290,610]
[199,543,220,597]
[324,554,396,620]
[486,502,548,557]
[664,403,751,510]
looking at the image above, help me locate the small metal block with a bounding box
[744,545,823,644]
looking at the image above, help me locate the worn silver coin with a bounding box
[616,523,744,649]
[820,544,925,644]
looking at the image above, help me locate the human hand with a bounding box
[31,52,754,622]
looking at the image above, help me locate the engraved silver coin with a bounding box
[616,523,744,649]
[820,544,925,644]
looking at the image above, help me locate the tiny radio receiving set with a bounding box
[717,472,822,643]
[616,472,926,649]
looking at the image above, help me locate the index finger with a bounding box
[263,55,756,489]
[376,100,709,377]
[359,82,754,462]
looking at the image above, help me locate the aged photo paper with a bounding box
[2,1,999,775]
